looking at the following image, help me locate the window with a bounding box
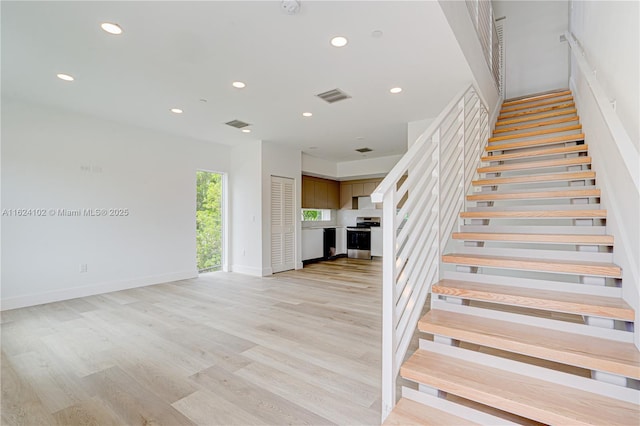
[301,208,331,221]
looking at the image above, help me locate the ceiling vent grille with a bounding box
[355,147,372,153]
[225,119,250,129]
[316,88,351,104]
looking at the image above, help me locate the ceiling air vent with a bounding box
[225,119,250,129]
[355,147,372,153]
[316,88,351,104]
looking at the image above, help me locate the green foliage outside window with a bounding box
[196,171,223,272]
[302,209,321,221]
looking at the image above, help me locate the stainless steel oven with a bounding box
[346,217,380,259]
[347,227,371,259]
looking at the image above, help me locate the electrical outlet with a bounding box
[80,263,88,273]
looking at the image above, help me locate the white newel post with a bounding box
[380,187,397,422]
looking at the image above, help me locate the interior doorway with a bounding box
[196,170,224,273]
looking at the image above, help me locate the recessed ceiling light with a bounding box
[302,112,313,117]
[232,81,246,89]
[56,73,74,81]
[309,146,318,150]
[356,136,365,140]
[330,36,348,47]
[170,108,183,114]
[100,22,123,35]
[242,129,251,133]
[390,87,403,94]
[371,30,383,38]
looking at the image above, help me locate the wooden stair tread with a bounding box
[493,116,580,134]
[402,349,639,426]
[460,209,606,219]
[496,109,577,127]
[486,134,586,152]
[452,232,612,245]
[442,253,621,277]
[473,170,595,186]
[481,144,588,162]
[502,90,572,107]
[419,309,640,379]
[383,397,480,426]
[431,279,633,320]
[478,156,591,173]
[498,102,576,120]
[500,96,574,114]
[489,124,582,142]
[467,188,600,201]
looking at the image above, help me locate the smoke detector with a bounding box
[281,0,301,15]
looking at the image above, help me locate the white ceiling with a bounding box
[1,1,472,162]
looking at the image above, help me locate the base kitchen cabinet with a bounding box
[301,229,324,261]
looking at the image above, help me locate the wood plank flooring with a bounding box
[1,258,383,426]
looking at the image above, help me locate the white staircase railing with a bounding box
[372,83,490,421]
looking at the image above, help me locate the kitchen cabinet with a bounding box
[351,183,365,197]
[340,183,353,210]
[327,182,339,209]
[339,178,385,210]
[302,175,339,209]
[301,229,324,260]
[302,178,315,208]
[371,227,383,257]
[363,181,378,195]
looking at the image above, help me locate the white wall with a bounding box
[261,141,303,272]
[567,0,640,348]
[336,155,403,180]
[493,0,569,99]
[301,154,337,179]
[569,0,639,149]
[408,118,435,148]
[229,140,263,276]
[1,98,231,309]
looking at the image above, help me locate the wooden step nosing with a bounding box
[477,157,591,173]
[432,299,632,343]
[441,271,621,298]
[452,232,613,245]
[431,284,632,320]
[481,144,588,162]
[490,123,582,141]
[485,134,586,152]
[415,340,640,404]
[419,311,640,379]
[502,90,572,107]
[500,96,574,114]
[467,188,601,201]
[441,253,621,278]
[460,209,607,219]
[493,116,580,134]
[472,171,595,186]
[497,103,577,121]
[455,246,613,264]
[496,109,578,127]
[466,204,602,212]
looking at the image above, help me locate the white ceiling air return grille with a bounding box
[316,88,351,104]
[225,119,250,129]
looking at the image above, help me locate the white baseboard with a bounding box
[0,270,197,311]
[262,267,273,276]
[230,264,264,276]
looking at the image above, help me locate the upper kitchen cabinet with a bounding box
[302,175,340,209]
[340,178,384,209]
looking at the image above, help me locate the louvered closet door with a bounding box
[271,176,296,273]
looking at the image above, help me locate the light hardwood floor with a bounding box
[1,258,383,426]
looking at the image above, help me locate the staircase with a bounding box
[384,90,640,425]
